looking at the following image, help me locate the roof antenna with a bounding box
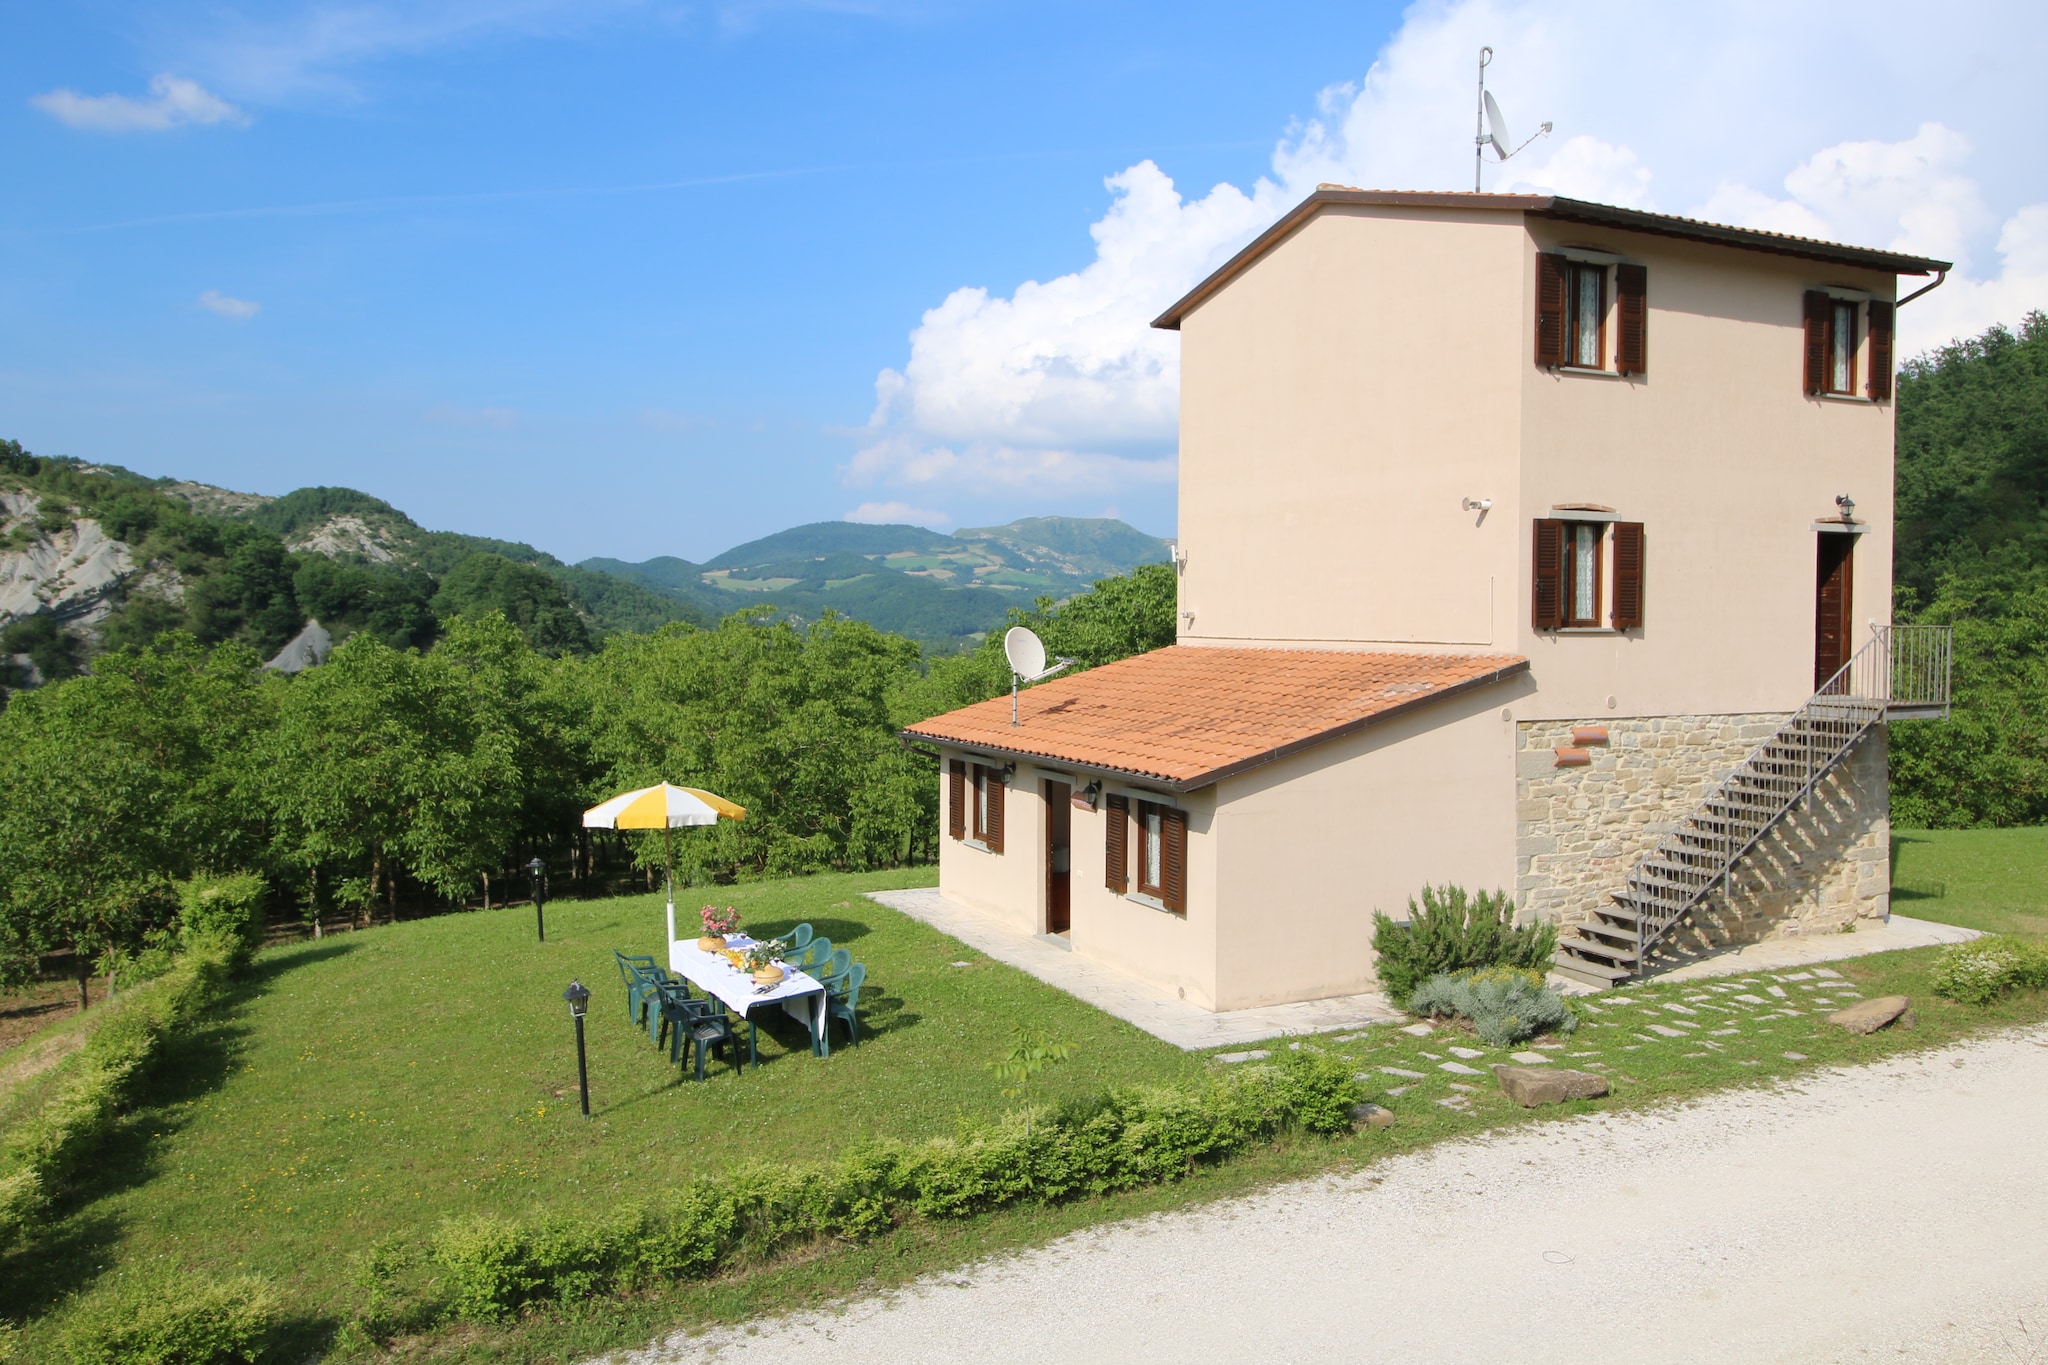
[1474,47,1552,192]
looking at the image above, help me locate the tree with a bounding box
[431,554,592,655]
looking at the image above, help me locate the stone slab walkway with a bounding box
[865,889,1403,1050]
[1644,913,1980,985]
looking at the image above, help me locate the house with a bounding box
[903,188,1953,1008]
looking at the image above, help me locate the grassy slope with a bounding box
[5,831,2043,1361]
[1891,826,2048,937]
[1,868,1197,1345]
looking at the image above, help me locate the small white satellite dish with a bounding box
[1003,626,1076,726]
[1004,626,1047,680]
[1483,90,1511,160]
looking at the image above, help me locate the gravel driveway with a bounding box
[612,1026,2048,1365]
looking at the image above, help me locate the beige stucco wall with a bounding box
[1174,204,1528,650]
[1172,202,1901,726]
[1208,679,1525,1010]
[1514,225,1897,721]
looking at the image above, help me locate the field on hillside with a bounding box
[0,869,1199,1352]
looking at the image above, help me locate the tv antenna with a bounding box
[1474,47,1552,192]
[1004,626,1075,727]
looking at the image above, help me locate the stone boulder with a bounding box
[1827,995,1915,1035]
[1493,1064,1609,1108]
[1349,1102,1397,1129]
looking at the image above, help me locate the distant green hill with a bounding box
[585,515,1172,651]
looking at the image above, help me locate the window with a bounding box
[1532,518,1646,631]
[1536,253,1645,373]
[969,763,1005,852]
[1134,800,1187,915]
[1104,793,1129,892]
[1568,261,1605,369]
[1804,291,1891,398]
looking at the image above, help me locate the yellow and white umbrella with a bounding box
[583,783,747,945]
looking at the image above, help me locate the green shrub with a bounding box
[361,1053,1362,1330]
[1930,936,2048,1005]
[1372,885,1556,1000]
[1408,966,1578,1047]
[176,872,268,968]
[61,1275,277,1365]
[0,934,236,1253]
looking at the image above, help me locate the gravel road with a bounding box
[613,1026,2048,1365]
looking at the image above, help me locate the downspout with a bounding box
[1895,268,1948,307]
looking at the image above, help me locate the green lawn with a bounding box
[0,868,1200,1355]
[1891,826,2048,938]
[7,829,2048,1363]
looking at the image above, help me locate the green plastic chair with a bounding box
[820,947,851,984]
[790,936,833,977]
[786,923,815,951]
[825,962,865,1049]
[613,951,660,1025]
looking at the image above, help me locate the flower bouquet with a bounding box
[744,938,788,986]
[697,904,740,952]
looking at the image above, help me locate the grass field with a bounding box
[1891,826,2048,937]
[1,828,2042,1361]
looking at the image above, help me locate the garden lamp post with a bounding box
[563,979,591,1117]
[528,856,547,943]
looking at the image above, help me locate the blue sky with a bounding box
[4,1,2045,564]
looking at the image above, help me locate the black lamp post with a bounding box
[563,979,591,1117]
[528,856,547,942]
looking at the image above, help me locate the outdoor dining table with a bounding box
[668,935,829,1063]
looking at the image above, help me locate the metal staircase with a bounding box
[1553,625,1953,988]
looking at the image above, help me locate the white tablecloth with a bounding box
[668,936,827,1050]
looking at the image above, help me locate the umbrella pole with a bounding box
[664,826,676,950]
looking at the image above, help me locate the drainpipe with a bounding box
[1895,268,1948,308]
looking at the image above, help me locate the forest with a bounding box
[0,561,1179,1001]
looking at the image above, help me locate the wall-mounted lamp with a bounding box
[1461,497,1494,512]
[1169,544,1189,575]
[1835,494,1857,522]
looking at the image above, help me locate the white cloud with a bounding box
[844,501,953,529]
[30,74,245,133]
[198,290,262,320]
[854,0,2048,505]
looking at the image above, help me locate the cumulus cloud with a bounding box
[31,75,246,132]
[853,0,2048,508]
[198,290,262,320]
[844,501,953,529]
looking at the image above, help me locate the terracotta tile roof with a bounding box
[902,647,1529,791]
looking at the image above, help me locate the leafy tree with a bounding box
[431,553,591,655]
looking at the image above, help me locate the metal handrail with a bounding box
[1575,623,1953,972]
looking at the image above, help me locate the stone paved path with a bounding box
[866,888,1403,1049]
[607,1026,2048,1365]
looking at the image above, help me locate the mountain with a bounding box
[0,437,1171,678]
[584,516,1173,650]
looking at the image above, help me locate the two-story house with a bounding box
[904,188,1952,1009]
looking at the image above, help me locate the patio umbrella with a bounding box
[583,783,747,946]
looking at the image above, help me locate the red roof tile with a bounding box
[903,646,1528,790]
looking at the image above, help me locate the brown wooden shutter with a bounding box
[947,760,966,841]
[1614,264,1648,376]
[1611,522,1645,629]
[1160,809,1187,915]
[1534,253,1567,368]
[1104,794,1128,892]
[983,768,1004,854]
[1866,300,1895,400]
[1531,519,1565,629]
[1802,291,1830,395]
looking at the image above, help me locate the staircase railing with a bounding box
[1570,624,1952,975]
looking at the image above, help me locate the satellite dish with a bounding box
[1483,91,1511,160]
[1004,626,1047,680]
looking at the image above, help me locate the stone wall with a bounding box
[1516,714,1889,954]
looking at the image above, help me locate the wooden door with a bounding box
[1044,781,1071,934]
[1814,535,1855,691]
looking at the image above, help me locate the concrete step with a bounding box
[1551,953,1632,988]
[1559,934,1634,967]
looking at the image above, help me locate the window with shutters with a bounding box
[1537,253,1644,374]
[1133,800,1187,916]
[1567,261,1605,369]
[1104,794,1129,893]
[1532,518,1646,631]
[947,759,967,841]
[970,763,1005,853]
[1804,291,1893,399]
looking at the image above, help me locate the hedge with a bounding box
[356,1048,1363,1331]
[0,931,237,1253]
